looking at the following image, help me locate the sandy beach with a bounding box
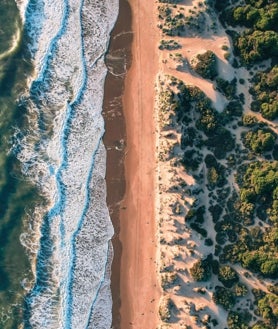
[103,0,132,326]
[119,0,161,328]
[104,0,161,328]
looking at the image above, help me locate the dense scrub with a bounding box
[159,71,278,327]
[216,0,278,65]
[214,0,278,120]
[249,65,278,120]
[157,1,278,327]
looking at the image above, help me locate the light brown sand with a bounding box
[119,0,161,328]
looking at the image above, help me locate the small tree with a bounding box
[227,311,250,329]
[192,50,218,80]
[190,258,211,281]
[233,282,248,297]
[218,265,239,288]
[213,286,236,310]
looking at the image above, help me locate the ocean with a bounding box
[0,0,118,328]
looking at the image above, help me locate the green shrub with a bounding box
[233,282,248,297]
[257,293,278,322]
[193,50,218,80]
[242,114,258,127]
[242,128,276,154]
[227,311,250,329]
[215,77,237,100]
[250,65,278,120]
[252,323,272,329]
[218,266,239,288]
[159,297,172,322]
[159,39,181,50]
[213,286,236,310]
[190,223,207,237]
[235,30,278,64]
[190,257,212,281]
[209,204,223,223]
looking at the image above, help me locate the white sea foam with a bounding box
[15,0,29,22]
[15,0,119,327]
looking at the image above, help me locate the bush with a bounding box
[215,77,237,100]
[205,127,235,159]
[242,114,258,127]
[227,311,250,329]
[204,154,218,168]
[196,108,219,135]
[207,164,226,188]
[190,257,211,281]
[222,100,244,122]
[213,286,236,310]
[181,150,201,171]
[218,266,239,288]
[252,323,272,329]
[260,260,278,277]
[232,2,278,32]
[205,238,213,246]
[190,223,207,237]
[268,284,278,296]
[242,251,278,278]
[257,293,278,322]
[192,50,218,80]
[250,65,278,120]
[236,161,278,225]
[235,30,278,65]
[159,39,182,50]
[233,282,248,297]
[159,297,172,322]
[242,128,276,154]
[208,204,223,222]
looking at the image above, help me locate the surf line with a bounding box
[22,0,71,326]
[22,0,113,326]
[64,55,110,329]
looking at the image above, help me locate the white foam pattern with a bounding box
[14,0,119,328]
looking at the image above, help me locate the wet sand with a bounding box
[103,0,132,327]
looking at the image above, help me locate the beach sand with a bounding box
[104,0,161,328]
[103,0,132,327]
[118,0,161,328]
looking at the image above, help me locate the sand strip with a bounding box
[103,0,161,328]
[118,0,161,328]
[103,0,132,327]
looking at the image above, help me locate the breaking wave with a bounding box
[14,0,118,327]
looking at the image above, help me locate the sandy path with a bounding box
[119,0,161,328]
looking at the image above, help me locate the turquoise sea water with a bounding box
[0,1,39,327]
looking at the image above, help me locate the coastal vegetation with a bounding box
[190,256,212,281]
[190,50,218,80]
[159,39,181,50]
[249,65,278,120]
[217,0,278,65]
[216,0,278,121]
[156,0,278,328]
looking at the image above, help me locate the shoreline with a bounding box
[103,0,161,328]
[103,0,132,327]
